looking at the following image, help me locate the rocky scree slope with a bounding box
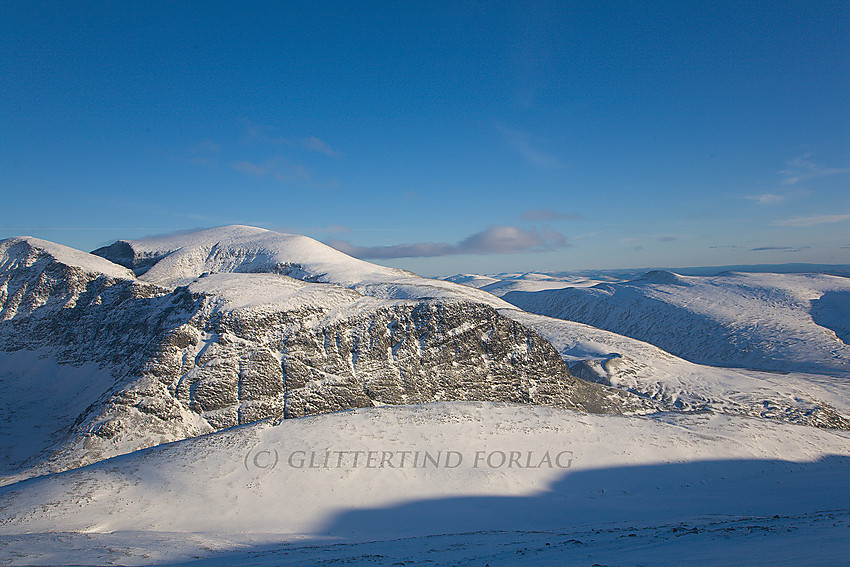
[0,229,649,483]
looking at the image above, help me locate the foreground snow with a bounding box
[1,402,849,565]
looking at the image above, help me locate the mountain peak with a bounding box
[92,225,403,287]
[2,236,135,280]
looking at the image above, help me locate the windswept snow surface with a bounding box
[187,272,367,314]
[1,403,849,566]
[0,350,116,474]
[501,270,850,373]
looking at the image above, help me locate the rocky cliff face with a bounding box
[0,233,651,483]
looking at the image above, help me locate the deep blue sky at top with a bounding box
[2,1,849,275]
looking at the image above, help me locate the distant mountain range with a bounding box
[483,270,850,374]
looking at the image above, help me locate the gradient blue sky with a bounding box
[2,1,849,276]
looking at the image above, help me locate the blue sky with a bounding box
[2,1,849,276]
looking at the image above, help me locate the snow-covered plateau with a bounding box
[1,227,849,565]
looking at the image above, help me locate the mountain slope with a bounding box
[504,309,850,429]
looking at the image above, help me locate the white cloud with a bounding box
[314,224,351,234]
[239,120,339,157]
[302,136,339,157]
[230,160,268,176]
[750,246,811,252]
[230,157,312,183]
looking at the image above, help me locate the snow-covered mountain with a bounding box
[496,270,850,374]
[0,228,649,485]
[2,402,849,566]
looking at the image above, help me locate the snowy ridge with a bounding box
[98,225,403,286]
[187,272,367,314]
[445,271,608,296]
[1,230,649,486]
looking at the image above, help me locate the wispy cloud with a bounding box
[775,214,850,227]
[327,225,569,259]
[302,136,340,157]
[229,156,312,183]
[751,246,811,252]
[314,224,351,234]
[658,235,677,242]
[745,193,786,205]
[781,154,850,186]
[230,160,268,176]
[520,209,584,221]
[159,141,222,168]
[497,124,562,168]
[192,141,221,154]
[239,121,340,157]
